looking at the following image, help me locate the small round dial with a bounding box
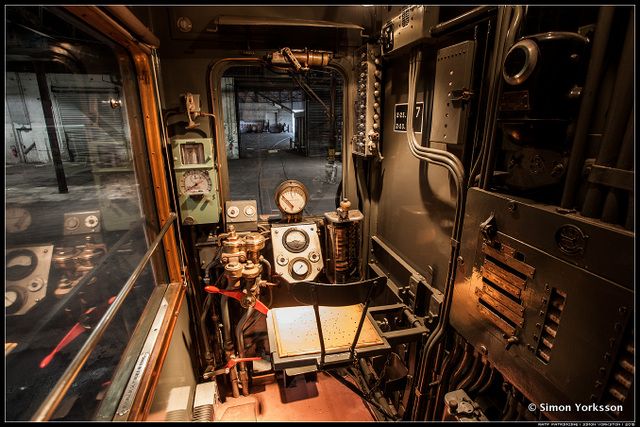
[6,207,32,233]
[290,258,311,280]
[5,287,25,315]
[274,180,308,216]
[180,170,212,196]
[282,229,309,253]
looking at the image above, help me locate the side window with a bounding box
[220,66,343,215]
[5,7,167,421]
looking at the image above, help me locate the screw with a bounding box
[535,323,541,329]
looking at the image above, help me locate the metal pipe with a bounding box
[430,336,464,420]
[103,6,160,48]
[601,111,634,224]
[32,213,177,421]
[477,367,496,395]
[430,6,496,37]
[235,307,255,396]
[479,6,513,189]
[561,6,616,208]
[449,343,473,392]
[581,14,634,218]
[455,351,481,391]
[468,359,489,394]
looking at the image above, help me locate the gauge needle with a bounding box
[281,197,294,209]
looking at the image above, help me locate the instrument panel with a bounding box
[271,222,323,283]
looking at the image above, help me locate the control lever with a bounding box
[40,296,116,368]
[204,286,269,315]
[205,356,263,379]
[479,212,497,242]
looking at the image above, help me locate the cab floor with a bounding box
[215,372,374,421]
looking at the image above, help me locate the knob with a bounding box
[373,114,379,120]
[374,90,380,97]
[373,102,380,109]
[374,58,380,65]
[361,61,367,68]
[374,82,380,89]
[360,73,365,78]
[374,70,382,79]
[372,123,379,130]
[358,123,365,129]
[360,104,366,110]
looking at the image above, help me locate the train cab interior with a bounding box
[4,5,636,423]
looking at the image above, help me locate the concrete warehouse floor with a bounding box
[228,132,342,216]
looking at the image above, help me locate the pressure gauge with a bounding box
[6,207,32,233]
[5,287,25,315]
[282,228,310,253]
[274,180,308,216]
[180,170,212,196]
[290,258,311,280]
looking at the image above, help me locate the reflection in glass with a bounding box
[5,6,165,421]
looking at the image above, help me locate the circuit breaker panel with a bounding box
[171,137,221,225]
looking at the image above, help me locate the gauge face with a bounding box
[6,207,32,233]
[180,170,212,196]
[283,229,309,253]
[290,258,311,280]
[275,180,308,215]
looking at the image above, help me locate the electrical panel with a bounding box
[381,6,440,56]
[6,245,53,316]
[429,40,477,145]
[171,137,221,225]
[353,43,382,157]
[271,222,324,283]
[224,200,258,232]
[450,188,634,420]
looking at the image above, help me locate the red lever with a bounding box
[40,296,116,369]
[39,322,86,368]
[204,286,269,315]
[226,356,262,369]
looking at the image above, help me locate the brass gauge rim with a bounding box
[282,228,310,253]
[274,179,309,216]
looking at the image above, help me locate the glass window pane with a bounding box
[5,6,167,420]
[221,66,343,216]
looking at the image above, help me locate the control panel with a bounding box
[381,6,439,56]
[271,222,324,283]
[171,137,221,225]
[225,200,258,232]
[63,210,101,235]
[353,43,382,157]
[6,245,53,316]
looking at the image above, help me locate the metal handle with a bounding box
[32,213,178,421]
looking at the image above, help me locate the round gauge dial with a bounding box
[180,170,212,196]
[282,228,310,253]
[290,258,311,280]
[5,287,25,315]
[6,207,32,233]
[274,180,308,216]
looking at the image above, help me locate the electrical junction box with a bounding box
[171,137,221,225]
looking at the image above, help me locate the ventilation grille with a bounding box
[535,288,566,363]
[401,8,410,27]
[602,324,634,418]
[477,243,532,337]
